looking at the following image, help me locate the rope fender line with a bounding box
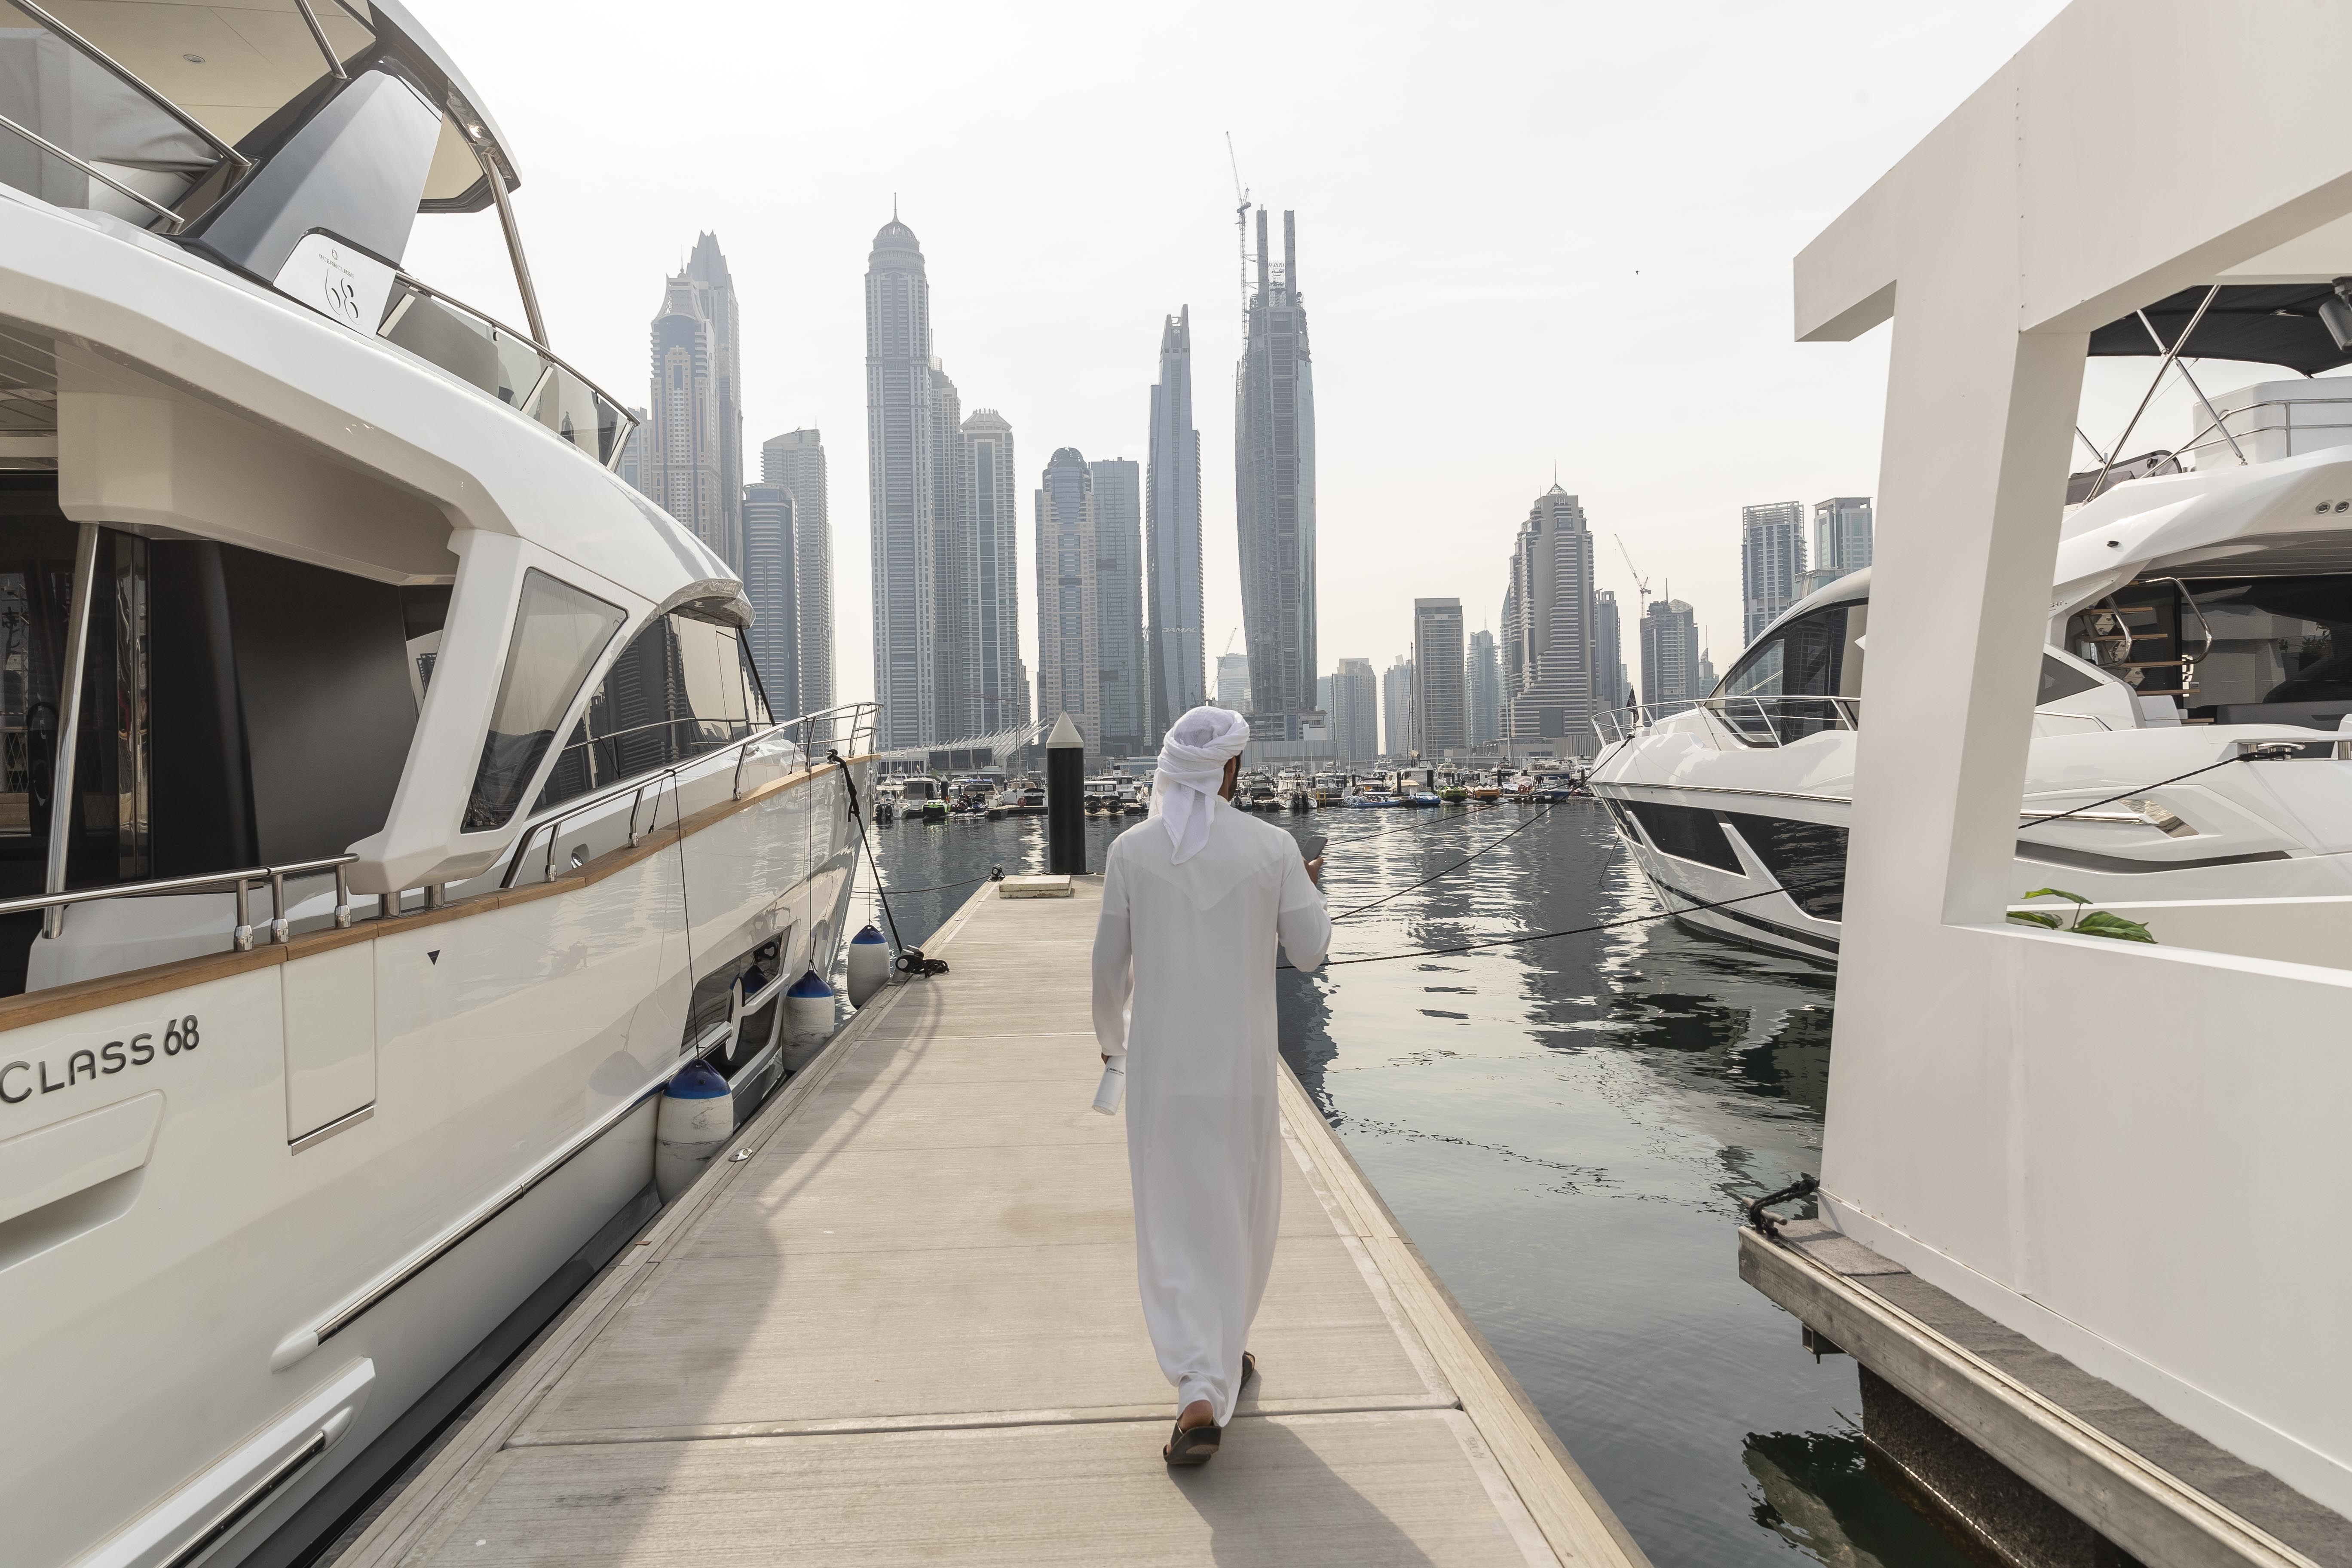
[830,750,948,979]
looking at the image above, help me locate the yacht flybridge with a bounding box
[0,8,873,1568]
[1593,288,2352,961]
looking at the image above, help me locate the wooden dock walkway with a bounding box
[340,876,1647,1567]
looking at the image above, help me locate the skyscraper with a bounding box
[1742,501,1807,644]
[761,429,834,718]
[1641,599,1703,704]
[1216,653,1250,711]
[1332,657,1378,762]
[959,410,1023,732]
[1090,457,1145,758]
[681,233,744,568]
[1411,599,1466,756]
[649,274,723,560]
[1147,308,1204,744]
[1467,629,1501,747]
[1382,655,1413,760]
[741,482,798,712]
[1035,448,1100,761]
[1502,485,1598,750]
[1801,496,1874,596]
[929,361,973,741]
[1592,589,1625,715]
[865,216,938,748]
[1235,208,1317,737]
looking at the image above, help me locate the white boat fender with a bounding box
[846,925,890,1008]
[654,1060,733,1202]
[786,968,836,1051]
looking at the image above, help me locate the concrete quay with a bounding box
[339,875,1647,1566]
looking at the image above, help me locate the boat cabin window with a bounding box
[0,481,425,993]
[1712,602,1866,740]
[533,612,771,815]
[2065,575,2352,727]
[463,572,624,833]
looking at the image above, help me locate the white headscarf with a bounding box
[1148,705,1251,864]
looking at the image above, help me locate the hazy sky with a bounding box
[400,0,2271,714]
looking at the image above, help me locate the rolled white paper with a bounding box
[1092,1063,1126,1115]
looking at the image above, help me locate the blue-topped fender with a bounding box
[665,1060,730,1100]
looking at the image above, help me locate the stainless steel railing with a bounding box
[376,276,637,470]
[3,702,876,973]
[0,854,358,949]
[1593,694,1861,749]
[502,701,877,889]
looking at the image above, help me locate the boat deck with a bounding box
[337,876,1645,1567]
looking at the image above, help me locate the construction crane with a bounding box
[1225,132,1251,331]
[1614,534,1654,614]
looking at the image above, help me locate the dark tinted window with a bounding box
[1626,800,1743,873]
[535,613,762,813]
[2037,655,2102,705]
[1719,812,1848,919]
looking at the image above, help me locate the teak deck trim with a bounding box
[0,756,867,1035]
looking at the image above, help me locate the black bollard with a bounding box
[1046,713,1087,874]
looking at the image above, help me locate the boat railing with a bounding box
[0,854,360,948]
[1594,695,1861,748]
[0,701,875,959]
[376,275,637,470]
[508,701,876,889]
[2174,393,2352,471]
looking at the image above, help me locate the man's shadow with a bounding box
[1165,1415,1447,1567]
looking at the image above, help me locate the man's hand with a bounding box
[1305,856,1324,887]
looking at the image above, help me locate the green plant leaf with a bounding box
[2005,910,2064,929]
[2073,911,2157,943]
[2017,888,2091,905]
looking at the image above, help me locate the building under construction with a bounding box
[1234,208,1319,740]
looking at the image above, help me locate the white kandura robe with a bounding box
[1091,798,1331,1425]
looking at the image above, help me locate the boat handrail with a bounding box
[375,274,639,470]
[0,853,359,949]
[505,701,876,889]
[0,0,255,235]
[1593,694,1862,748]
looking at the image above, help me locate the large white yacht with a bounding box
[0,7,871,1567]
[1592,288,2352,961]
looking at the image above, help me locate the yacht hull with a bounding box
[2,756,868,1568]
[1589,725,2352,965]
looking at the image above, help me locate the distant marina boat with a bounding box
[1593,373,2352,961]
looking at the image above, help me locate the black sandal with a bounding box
[1164,1418,1220,1465]
[1163,1355,1257,1466]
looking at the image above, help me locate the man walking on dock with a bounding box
[1092,704,1330,1465]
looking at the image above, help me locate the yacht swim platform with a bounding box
[336,875,1646,1568]
[1740,1219,2352,1568]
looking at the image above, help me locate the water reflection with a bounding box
[863,800,1964,1567]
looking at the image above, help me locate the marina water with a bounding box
[861,800,1973,1568]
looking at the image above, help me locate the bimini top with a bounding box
[2089,283,2352,377]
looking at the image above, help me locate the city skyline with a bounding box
[406,4,2077,722]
